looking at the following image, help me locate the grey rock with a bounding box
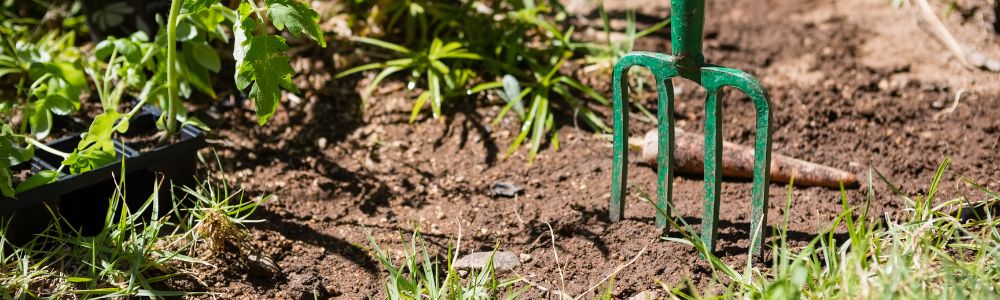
[454,251,521,272]
[628,290,659,300]
[492,181,524,197]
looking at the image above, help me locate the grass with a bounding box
[654,157,1000,299]
[336,1,659,163]
[362,158,1000,299]
[365,230,529,299]
[0,158,267,298]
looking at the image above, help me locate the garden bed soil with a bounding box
[176,0,1000,298]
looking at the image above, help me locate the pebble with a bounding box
[628,290,659,300]
[246,253,281,278]
[453,251,522,272]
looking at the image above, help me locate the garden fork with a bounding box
[608,0,773,258]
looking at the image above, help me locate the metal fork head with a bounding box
[608,0,774,259]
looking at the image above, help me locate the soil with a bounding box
[170,0,1000,298]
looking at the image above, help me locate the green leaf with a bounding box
[237,35,297,125]
[181,0,216,14]
[350,37,411,54]
[182,44,218,98]
[264,0,326,47]
[0,167,11,197]
[95,39,115,60]
[63,111,119,174]
[176,20,199,42]
[45,94,76,115]
[0,127,32,198]
[14,170,58,193]
[29,101,52,139]
[113,39,142,63]
[189,42,221,72]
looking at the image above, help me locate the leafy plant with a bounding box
[340,0,623,163]
[0,27,86,196]
[162,0,326,133]
[0,0,326,197]
[335,37,481,122]
[490,52,611,163]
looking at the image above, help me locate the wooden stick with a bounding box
[636,129,859,189]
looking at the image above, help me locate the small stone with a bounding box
[519,253,532,263]
[491,181,524,197]
[858,100,875,117]
[246,253,281,278]
[628,290,659,300]
[453,251,521,272]
[316,137,327,149]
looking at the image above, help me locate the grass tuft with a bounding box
[648,158,1000,299]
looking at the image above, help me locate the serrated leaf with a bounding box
[63,111,119,174]
[264,0,326,47]
[181,0,216,14]
[237,34,297,125]
[14,170,58,194]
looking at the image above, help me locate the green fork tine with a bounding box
[609,0,774,258]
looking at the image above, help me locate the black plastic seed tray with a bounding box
[0,106,206,243]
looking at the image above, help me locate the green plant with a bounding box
[176,155,269,254]
[489,52,611,163]
[340,0,622,163]
[0,155,266,297]
[0,0,326,198]
[650,158,1000,299]
[162,0,326,134]
[0,27,86,197]
[366,230,527,299]
[39,173,206,298]
[335,37,481,122]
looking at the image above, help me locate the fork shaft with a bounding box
[671,0,705,72]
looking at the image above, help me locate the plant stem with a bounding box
[24,137,70,158]
[164,0,183,140]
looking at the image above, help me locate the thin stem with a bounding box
[24,137,70,158]
[15,76,26,135]
[112,97,150,133]
[164,0,183,140]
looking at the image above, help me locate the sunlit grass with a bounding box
[656,158,1000,299]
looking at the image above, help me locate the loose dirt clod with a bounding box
[638,129,859,189]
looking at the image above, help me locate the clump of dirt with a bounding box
[176,0,1000,298]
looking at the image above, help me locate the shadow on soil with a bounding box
[252,207,381,278]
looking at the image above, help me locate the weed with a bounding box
[335,37,481,121]
[645,158,1000,299]
[366,229,527,299]
[0,155,268,298]
[177,156,269,255]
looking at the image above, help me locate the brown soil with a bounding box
[177,0,1000,298]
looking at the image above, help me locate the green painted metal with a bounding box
[609,0,774,258]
